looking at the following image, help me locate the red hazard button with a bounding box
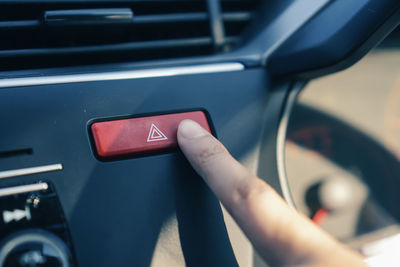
[91,111,211,159]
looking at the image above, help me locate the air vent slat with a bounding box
[0,37,214,57]
[0,11,250,30]
[0,20,39,29]
[223,11,251,22]
[134,13,208,24]
[0,13,210,30]
[0,0,261,70]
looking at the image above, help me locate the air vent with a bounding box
[0,0,261,70]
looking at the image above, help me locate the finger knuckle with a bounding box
[195,139,226,165]
[234,175,272,204]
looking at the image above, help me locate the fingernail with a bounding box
[179,119,209,139]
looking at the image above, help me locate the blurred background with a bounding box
[285,26,400,262]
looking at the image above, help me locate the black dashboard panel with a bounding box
[0,68,280,266]
[268,0,400,77]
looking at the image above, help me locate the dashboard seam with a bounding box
[0,63,244,88]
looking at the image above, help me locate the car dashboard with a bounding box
[0,1,399,266]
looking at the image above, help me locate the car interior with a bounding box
[0,0,399,266]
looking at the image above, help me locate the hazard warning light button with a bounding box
[91,111,211,159]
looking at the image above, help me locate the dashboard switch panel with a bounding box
[91,111,211,159]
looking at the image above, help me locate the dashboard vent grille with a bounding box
[0,0,260,70]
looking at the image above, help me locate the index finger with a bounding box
[177,119,365,267]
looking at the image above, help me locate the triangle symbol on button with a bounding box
[147,123,168,142]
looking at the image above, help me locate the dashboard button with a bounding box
[91,111,211,159]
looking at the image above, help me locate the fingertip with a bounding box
[178,119,209,141]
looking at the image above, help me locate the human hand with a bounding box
[177,120,366,267]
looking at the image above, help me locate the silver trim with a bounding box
[0,63,244,88]
[0,182,49,197]
[276,82,305,208]
[0,164,63,179]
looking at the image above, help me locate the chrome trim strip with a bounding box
[0,63,244,88]
[276,82,305,208]
[0,164,63,179]
[0,183,49,197]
